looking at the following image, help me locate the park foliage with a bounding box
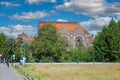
[94,19,120,62]
[0,19,120,62]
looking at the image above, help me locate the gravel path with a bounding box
[0,64,23,80]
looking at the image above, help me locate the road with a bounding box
[0,63,23,80]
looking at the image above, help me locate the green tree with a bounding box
[0,33,8,57]
[94,19,120,62]
[30,24,68,62]
[70,41,92,62]
[10,37,24,62]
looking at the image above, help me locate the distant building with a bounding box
[18,33,34,43]
[39,22,93,48]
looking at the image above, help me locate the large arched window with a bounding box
[75,36,83,47]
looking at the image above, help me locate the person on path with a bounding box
[5,57,10,67]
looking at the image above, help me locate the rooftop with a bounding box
[18,33,34,43]
[39,22,88,33]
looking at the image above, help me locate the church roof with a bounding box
[18,32,27,37]
[18,33,34,43]
[39,22,88,33]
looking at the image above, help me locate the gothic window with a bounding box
[75,37,83,47]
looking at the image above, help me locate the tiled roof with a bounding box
[21,36,34,40]
[18,33,34,43]
[39,22,88,32]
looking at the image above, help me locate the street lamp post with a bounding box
[22,43,26,65]
[20,38,26,65]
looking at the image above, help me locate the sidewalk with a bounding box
[0,64,23,80]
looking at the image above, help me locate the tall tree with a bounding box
[0,33,8,57]
[94,19,120,62]
[30,24,68,62]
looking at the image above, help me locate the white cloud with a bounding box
[0,24,36,38]
[26,0,56,4]
[80,17,112,36]
[0,27,11,34]
[56,0,120,16]
[13,11,48,21]
[56,19,68,22]
[0,27,13,38]
[0,1,20,7]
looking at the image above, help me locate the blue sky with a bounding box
[0,0,120,38]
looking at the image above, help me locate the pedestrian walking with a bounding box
[5,57,10,67]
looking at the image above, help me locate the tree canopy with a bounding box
[29,24,68,62]
[94,19,120,62]
[0,33,8,56]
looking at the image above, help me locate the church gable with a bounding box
[73,28,85,36]
[39,22,93,47]
[59,28,69,34]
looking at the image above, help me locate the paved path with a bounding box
[0,64,23,80]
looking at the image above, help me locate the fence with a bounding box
[12,65,35,80]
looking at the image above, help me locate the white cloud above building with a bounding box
[80,16,118,36]
[0,1,20,7]
[0,24,36,38]
[13,11,48,21]
[56,0,120,16]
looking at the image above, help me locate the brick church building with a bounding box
[39,22,93,48]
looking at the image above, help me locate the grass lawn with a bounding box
[20,63,120,80]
